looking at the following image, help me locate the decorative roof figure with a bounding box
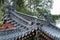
[6,0,16,11]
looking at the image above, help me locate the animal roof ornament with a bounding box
[6,0,15,10]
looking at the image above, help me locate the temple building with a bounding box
[0,0,60,40]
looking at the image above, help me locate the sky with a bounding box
[51,0,60,28]
[51,0,60,15]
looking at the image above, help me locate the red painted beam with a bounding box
[0,21,15,30]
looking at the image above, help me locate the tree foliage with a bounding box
[0,5,4,27]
